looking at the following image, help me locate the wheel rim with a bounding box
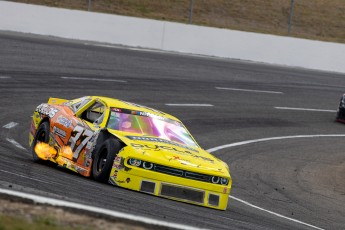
[97,148,108,172]
[36,128,47,143]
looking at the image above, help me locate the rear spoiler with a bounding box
[48,97,68,105]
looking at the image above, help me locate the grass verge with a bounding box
[9,0,345,44]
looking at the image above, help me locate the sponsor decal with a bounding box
[30,121,36,135]
[112,156,123,170]
[53,126,66,138]
[35,104,59,118]
[126,136,198,153]
[113,105,171,123]
[119,100,166,116]
[112,163,123,170]
[73,165,86,174]
[131,143,214,163]
[114,156,121,163]
[170,155,193,166]
[57,116,72,128]
[112,171,118,179]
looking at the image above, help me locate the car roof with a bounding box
[90,96,180,122]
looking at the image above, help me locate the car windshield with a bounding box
[107,108,198,148]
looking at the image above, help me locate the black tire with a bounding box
[92,138,121,183]
[31,121,50,162]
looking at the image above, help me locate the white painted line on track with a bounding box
[275,107,336,112]
[0,188,206,230]
[207,134,345,230]
[165,104,213,107]
[61,77,127,83]
[3,122,18,129]
[0,169,55,185]
[0,76,11,79]
[207,134,345,153]
[6,138,27,150]
[216,87,283,94]
[229,196,324,230]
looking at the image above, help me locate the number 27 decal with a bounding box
[68,125,93,161]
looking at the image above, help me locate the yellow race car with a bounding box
[29,96,232,210]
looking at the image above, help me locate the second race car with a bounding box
[336,94,345,123]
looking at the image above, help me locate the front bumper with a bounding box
[109,160,231,210]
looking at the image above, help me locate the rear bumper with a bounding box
[336,107,345,123]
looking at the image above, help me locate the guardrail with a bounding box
[1,1,345,74]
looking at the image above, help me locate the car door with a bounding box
[67,98,109,162]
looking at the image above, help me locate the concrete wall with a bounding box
[1,1,345,73]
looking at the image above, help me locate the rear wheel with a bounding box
[31,121,50,162]
[92,138,121,183]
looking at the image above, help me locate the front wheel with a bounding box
[92,138,121,183]
[31,121,50,162]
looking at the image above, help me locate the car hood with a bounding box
[108,130,230,177]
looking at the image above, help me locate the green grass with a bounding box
[9,0,345,43]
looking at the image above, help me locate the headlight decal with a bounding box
[128,158,141,167]
[211,176,220,184]
[143,162,154,170]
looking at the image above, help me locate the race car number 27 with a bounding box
[68,125,93,161]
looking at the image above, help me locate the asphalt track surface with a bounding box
[0,31,345,230]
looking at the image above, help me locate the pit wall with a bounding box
[1,1,345,73]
